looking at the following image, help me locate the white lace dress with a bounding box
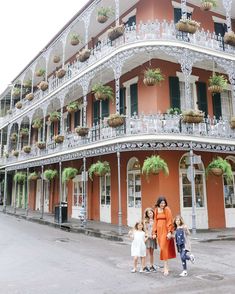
[131,230,146,257]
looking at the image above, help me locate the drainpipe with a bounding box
[190,142,196,234]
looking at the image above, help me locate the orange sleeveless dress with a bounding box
[153,207,176,261]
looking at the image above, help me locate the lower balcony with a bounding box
[2,113,235,166]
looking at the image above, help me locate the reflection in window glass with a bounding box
[223,176,235,208]
[100,175,111,206]
[182,174,204,208]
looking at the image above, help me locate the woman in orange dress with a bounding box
[153,196,176,276]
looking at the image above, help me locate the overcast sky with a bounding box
[0,0,89,94]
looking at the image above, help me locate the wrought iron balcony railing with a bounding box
[2,113,235,166]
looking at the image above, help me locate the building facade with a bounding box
[0,0,235,229]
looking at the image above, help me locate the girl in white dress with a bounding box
[129,221,147,273]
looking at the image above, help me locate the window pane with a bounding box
[223,176,235,208]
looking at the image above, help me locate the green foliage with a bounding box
[44,169,57,181]
[206,157,233,182]
[167,107,181,115]
[67,101,78,111]
[36,68,46,77]
[92,83,114,101]
[13,88,21,96]
[88,161,110,180]
[70,33,81,42]
[142,155,169,178]
[201,0,217,7]
[24,79,32,88]
[20,128,29,136]
[14,172,27,184]
[144,68,164,82]
[32,118,42,129]
[28,172,39,180]
[209,74,228,90]
[49,111,61,121]
[62,167,78,183]
[97,7,114,17]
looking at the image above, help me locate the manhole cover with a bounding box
[196,274,224,281]
[55,238,70,243]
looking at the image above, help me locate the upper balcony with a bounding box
[2,113,235,167]
[1,19,235,129]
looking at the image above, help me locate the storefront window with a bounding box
[100,174,111,205]
[127,158,141,208]
[223,158,235,208]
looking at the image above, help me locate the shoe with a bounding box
[190,254,195,264]
[131,269,136,273]
[179,270,188,277]
[143,266,150,273]
[150,265,157,272]
[139,268,144,273]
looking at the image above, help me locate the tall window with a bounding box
[127,157,141,208]
[223,157,235,208]
[100,174,111,205]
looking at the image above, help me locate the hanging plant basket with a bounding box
[210,167,223,176]
[143,68,164,86]
[182,110,204,123]
[62,167,78,183]
[107,114,125,128]
[206,157,233,182]
[70,34,81,46]
[230,117,235,129]
[16,101,22,109]
[32,118,42,129]
[142,155,169,179]
[28,172,40,181]
[20,128,29,138]
[54,135,64,144]
[26,93,34,101]
[200,2,213,11]
[13,88,21,98]
[107,24,125,41]
[36,141,46,149]
[208,85,223,93]
[10,133,18,142]
[92,84,114,101]
[49,111,60,122]
[88,161,110,180]
[97,15,108,23]
[56,69,66,79]
[38,81,48,91]
[35,69,45,77]
[13,150,19,157]
[77,49,91,62]
[53,55,61,63]
[224,31,235,46]
[66,101,78,113]
[44,169,58,181]
[75,126,89,137]
[23,146,31,153]
[176,19,200,34]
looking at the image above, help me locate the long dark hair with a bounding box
[155,196,168,208]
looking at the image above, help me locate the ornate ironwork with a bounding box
[222,0,232,31]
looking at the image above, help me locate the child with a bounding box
[173,215,195,277]
[143,208,158,272]
[129,221,147,273]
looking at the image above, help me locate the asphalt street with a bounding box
[0,213,234,294]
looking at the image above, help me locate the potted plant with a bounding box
[182,109,204,123]
[206,157,233,182]
[44,169,58,181]
[62,167,78,183]
[97,7,114,23]
[142,155,169,179]
[230,117,235,129]
[32,118,42,129]
[208,74,228,93]
[66,101,78,113]
[28,172,40,181]
[54,134,64,144]
[38,81,48,91]
[224,31,235,47]
[26,93,34,101]
[14,172,27,184]
[23,79,32,89]
[76,48,91,62]
[166,107,181,115]
[88,160,110,180]
[75,126,89,137]
[56,68,66,79]
[143,68,164,86]
[36,141,46,149]
[20,128,29,138]
[49,111,61,122]
[70,33,81,46]
[4,152,9,158]
[35,68,46,77]
[15,101,22,109]
[107,24,125,41]
[12,88,21,98]
[107,113,125,128]
[176,18,200,34]
[23,145,31,153]
[92,83,114,101]
[10,132,18,142]
[12,150,19,157]
[200,0,217,11]
[53,55,61,63]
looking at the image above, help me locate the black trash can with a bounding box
[54,202,67,223]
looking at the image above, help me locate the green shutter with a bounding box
[212,93,222,119]
[93,100,100,125]
[169,76,181,109]
[130,83,138,116]
[67,113,71,132]
[174,8,182,24]
[197,82,208,116]
[74,110,80,127]
[58,120,61,134]
[101,99,109,119]
[120,88,126,115]
[50,122,54,139]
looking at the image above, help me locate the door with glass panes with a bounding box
[179,155,208,229]
[44,181,49,213]
[223,157,235,227]
[72,175,83,219]
[127,158,141,227]
[100,174,111,223]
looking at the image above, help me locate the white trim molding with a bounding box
[171,1,194,13]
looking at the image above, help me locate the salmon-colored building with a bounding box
[0,0,235,229]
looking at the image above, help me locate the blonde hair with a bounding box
[144,207,155,223]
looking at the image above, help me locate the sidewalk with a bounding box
[1,206,235,243]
